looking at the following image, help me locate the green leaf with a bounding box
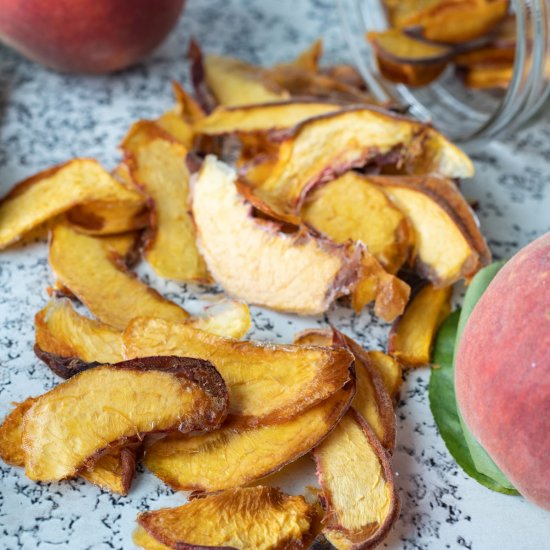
[454,261,517,490]
[429,309,519,495]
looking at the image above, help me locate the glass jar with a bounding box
[338,0,550,142]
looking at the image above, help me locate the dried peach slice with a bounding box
[404,128,474,177]
[454,45,515,68]
[81,443,140,496]
[144,384,353,492]
[372,174,490,285]
[35,297,123,367]
[399,0,509,44]
[204,54,289,107]
[314,411,400,549]
[388,283,452,367]
[293,328,396,451]
[34,298,252,378]
[342,334,396,452]
[122,120,209,282]
[368,351,403,399]
[374,51,448,87]
[0,159,144,249]
[301,171,411,273]
[368,28,454,65]
[194,101,342,136]
[244,108,473,223]
[155,82,205,149]
[460,63,514,89]
[351,249,411,322]
[123,317,354,426]
[0,397,140,495]
[191,156,360,315]
[135,486,317,550]
[49,222,189,330]
[22,356,228,481]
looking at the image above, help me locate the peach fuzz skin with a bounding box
[0,0,185,74]
[455,232,550,510]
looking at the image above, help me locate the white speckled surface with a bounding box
[1,1,550,549]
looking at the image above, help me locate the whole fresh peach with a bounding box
[0,0,185,74]
[455,232,550,510]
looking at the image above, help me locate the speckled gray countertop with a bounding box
[1,1,549,549]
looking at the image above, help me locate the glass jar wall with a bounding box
[338,0,550,142]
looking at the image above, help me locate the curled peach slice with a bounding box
[123,316,354,426]
[244,108,474,223]
[34,297,252,378]
[22,356,228,481]
[314,411,400,549]
[122,120,209,282]
[35,297,124,368]
[388,283,452,367]
[293,328,396,451]
[49,222,189,330]
[0,159,144,249]
[372,174,491,285]
[0,397,140,495]
[194,101,342,136]
[144,384,353,492]
[191,156,361,315]
[343,334,396,452]
[135,486,317,549]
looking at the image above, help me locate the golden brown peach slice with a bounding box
[121,120,209,282]
[144,385,353,492]
[34,297,252,378]
[49,222,189,330]
[301,171,411,273]
[244,108,473,224]
[123,317,354,426]
[314,411,400,549]
[388,283,452,367]
[22,356,228,481]
[0,159,144,249]
[194,101,342,136]
[293,328,396,451]
[0,397,140,495]
[204,54,289,107]
[372,174,491,285]
[135,486,317,549]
